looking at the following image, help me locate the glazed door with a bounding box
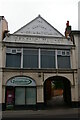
[6,87,14,109]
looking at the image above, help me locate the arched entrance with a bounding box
[44,76,71,108]
[5,76,36,109]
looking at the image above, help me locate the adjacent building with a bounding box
[0,16,8,110]
[0,15,80,110]
[70,31,80,106]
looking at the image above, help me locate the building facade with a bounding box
[0,16,8,110]
[0,15,80,110]
[70,31,80,106]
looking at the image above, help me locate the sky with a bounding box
[0,0,80,35]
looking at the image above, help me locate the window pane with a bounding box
[23,49,38,68]
[6,53,21,67]
[41,50,55,68]
[26,88,36,105]
[58,56,71,68]
[15,87,25,105]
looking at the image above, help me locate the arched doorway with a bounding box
[44,76,71,108]
[5,76,36,109]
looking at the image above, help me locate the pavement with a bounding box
[1,96,80,119]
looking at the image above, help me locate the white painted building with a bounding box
[0,15,80,110]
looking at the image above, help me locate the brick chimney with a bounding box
[0,16,8,41]
[65,21,71,38]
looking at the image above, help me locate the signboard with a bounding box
[5,35,73,45]
[6,77,36,86]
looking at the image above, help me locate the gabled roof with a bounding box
[14,15,63,37]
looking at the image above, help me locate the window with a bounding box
[6,48,71,69]
[41,49,55,68]
[26,88,36,105]
[23,49,38,68]
[6,53,21,68]
[15,87,36,105]
[15,87,25,105]
[6,76,37,106]
[57,50,71,68]
[6,48,21,68]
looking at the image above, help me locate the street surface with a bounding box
[2,108,80,118]
[0,111,2,120]
[2,96,80,120]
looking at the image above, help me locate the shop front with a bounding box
[5,76,36,109]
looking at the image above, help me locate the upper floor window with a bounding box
[6,48,21,68]
[23,49,38,68]
[6,48,71,69]
[41,49,55,68]
[57,50,71,68]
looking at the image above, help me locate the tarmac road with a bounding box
[2,108,80,120]
[2,96,80,120]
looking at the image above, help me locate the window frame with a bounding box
[41,49,56,68]
[6,47,71,69]
[57,50,71,68]
[23,48,39,68]
[6,48,21,68]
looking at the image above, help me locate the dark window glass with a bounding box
[57,56,71,68]
[23,49,38,68]
[6,53,21,67]
[41,50,55,68]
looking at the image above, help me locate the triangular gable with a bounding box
[14,15,63,37]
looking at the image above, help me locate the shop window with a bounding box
[41,49,55,68]
[23,49,38,68]
[26,88,36,105]
[6,76,36,106]
[15,88,25,105]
